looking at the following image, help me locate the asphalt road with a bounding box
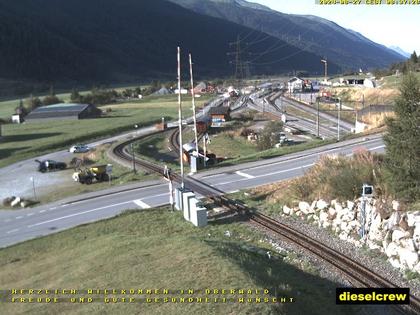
[0,135,385,248]
[0,126,157,199]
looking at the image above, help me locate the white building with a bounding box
[288,77,304,93]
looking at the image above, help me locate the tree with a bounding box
[42,95,63,106]
[410,51,418,64]
[25,95,42,110]
[70,89,82,103]
[257,121,284,150]
[384,73,420,201]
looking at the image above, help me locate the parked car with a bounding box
[35,159,67,173]
[69,144,90,153]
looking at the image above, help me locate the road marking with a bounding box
[27,213,34,217]
[27,200,133,228]
[133,200,151,209]
[50,207,57,210]
[6,229,19,234]
[235,138,383,173]
[216,163,315,186]
[39,210,46,213]
[369,145,385,151]
[235,171,255,179]
[228,190,239,193]
[142,193,169,200]
[59,184,167,206]
[15,216,23,219]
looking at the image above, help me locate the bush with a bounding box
[291,150,385,202]
[3,197,14,207]
[42,95,63,106]
[257,121,284,150]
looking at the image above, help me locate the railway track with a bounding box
[113,132,419,315]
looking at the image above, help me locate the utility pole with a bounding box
[337,98,341,141]
[30,177,37,201]
[130,142,136,174]
[321,59,328,83]
[189,53,199,156]
[177,47,185,189]
[317,98,320,138]
[203,133,208,168]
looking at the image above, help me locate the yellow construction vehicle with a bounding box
[72,165,109,185]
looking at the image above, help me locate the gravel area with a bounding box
[246,213,419,314]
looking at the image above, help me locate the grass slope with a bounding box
[0,95,210,168]
[0,209,356,315]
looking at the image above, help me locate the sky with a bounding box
[252,0,419,55]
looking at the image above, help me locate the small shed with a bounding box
[153,87,172,96]
[24,103,101,122]
[208,106,230,127]
[12,114,24,124]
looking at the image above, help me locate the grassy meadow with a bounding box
[0,95,212,168]
[0,208,357,315]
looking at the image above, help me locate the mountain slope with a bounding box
[169,0,405,71]
[388,46,410,59]
[0,0,338,85]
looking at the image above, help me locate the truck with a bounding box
[35,159,67,173]
[72,165,109,184]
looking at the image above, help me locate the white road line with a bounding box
[228,190,240,194]
[27,200,133,228]
[216,163,315,186]
[39,210,46,213]
[27,213,34,217]
[50,207,57,210]
[369,145,386,151]
[237,138,383,172]
[142,192,169,200]
[15,216,23,219]
[133,199,151,209]
[59,184,167,206]
[235,171,255,179]
[6,229,19,234]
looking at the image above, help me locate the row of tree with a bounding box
[374,51,419,78]
[384,72,420,202]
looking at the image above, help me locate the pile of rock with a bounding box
[282,199,420,274]
[2,196,33,208]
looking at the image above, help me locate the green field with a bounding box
[0,208,357,315]
[379,72,420,89]
[0,95,211,168]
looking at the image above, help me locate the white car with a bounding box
[69,144,90,153]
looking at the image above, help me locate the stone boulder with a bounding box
[10,197,21,207]
[316,199,329,211]
[392,229,409,243]
[407,211,420,228]
[398,248,419,270]
[328,207,337,220]
[298,202,311,215]
[283,205,291,215]
[385,242,399,258]
[386,211,401,231]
